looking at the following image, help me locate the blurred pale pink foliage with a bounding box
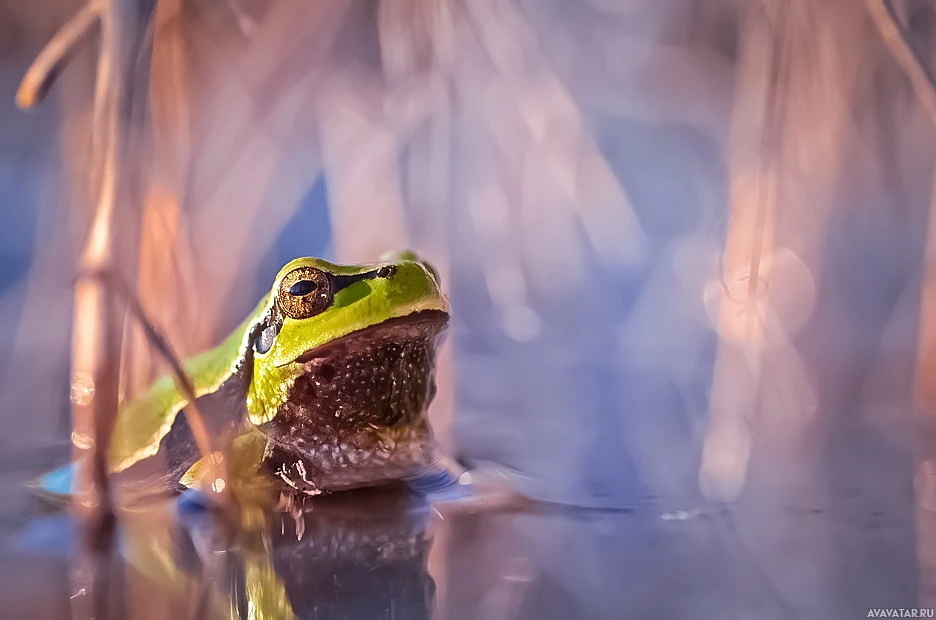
[4,0,936,609]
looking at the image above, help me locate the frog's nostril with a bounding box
[376,265,396,279]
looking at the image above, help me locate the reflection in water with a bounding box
[135,485,438,619]
[265,489,435,619]
[1,465,920,620]
[5,468,448,619]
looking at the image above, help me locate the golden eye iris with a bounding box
[277,267,332,319]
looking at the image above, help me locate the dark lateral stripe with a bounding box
[329,265,396,293]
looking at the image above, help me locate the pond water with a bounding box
[0,448,923,620]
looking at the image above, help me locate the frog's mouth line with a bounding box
[289,309,449,365]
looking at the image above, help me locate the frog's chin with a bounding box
[291,308,448,365]
[259,308,448,492]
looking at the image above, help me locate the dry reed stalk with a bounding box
[699,4,786,505]
[866,0,936,128]
[66,0,155,542]
[15,3,100,111]
[95,268,222,484]
[916,169,936,610]
[52,2,157,615]
[124,0,192,396]
[142,1,347,356]
[865,3,936,605]
[17,1,239,613]
[700,1,872,502]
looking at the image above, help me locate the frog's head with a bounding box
[243,252,448,485]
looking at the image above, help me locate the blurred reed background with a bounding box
[1,0,936,612]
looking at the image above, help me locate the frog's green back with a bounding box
[31,306,265,503]
[109,294,272,472]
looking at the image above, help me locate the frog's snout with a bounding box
[381,249,442,287]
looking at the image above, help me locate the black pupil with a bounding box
[288,280,318,296]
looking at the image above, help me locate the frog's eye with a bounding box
[277,266,333,320]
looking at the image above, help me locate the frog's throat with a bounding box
[252,309,447,487]
[248,309,448,426]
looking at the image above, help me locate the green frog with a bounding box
[39,251,450,498]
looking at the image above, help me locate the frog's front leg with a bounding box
[261,441,323,496]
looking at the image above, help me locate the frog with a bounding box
[35,251,450,500]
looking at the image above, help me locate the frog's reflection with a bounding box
[172,484,435,619]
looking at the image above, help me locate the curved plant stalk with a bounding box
[23,0,233,521]
[67,0,156,538]
[91,268,229,496]
[15,3,101,110]
[21,1,155,617]
[866,0,936,128]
